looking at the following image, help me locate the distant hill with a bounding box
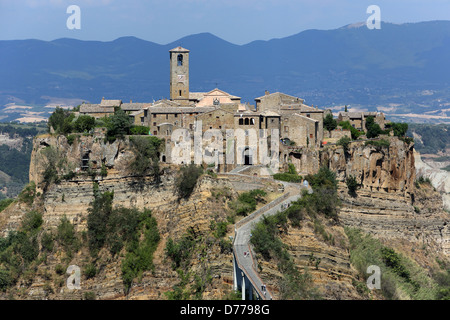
[1,21,450,122]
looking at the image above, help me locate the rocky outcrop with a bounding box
[415,151,450,210]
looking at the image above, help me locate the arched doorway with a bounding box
[243,147,252,165]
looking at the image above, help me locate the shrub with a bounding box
[74,115,95,133]
[87,190,114,255]
[130,126,150,135]
[339,121,364,140]
[18,182,36,206]
[365,139,390,148]
[365,116,383,139]
[323,113,337,132]
[57,215,79,254]
[84,263,97,279]
[21,211,43,233]
[175,164,203,199]
[83,291,96,300]
[48,107,74,135]
[41,232,54,252]
[105,108,132,142]
[66,134,77,146]
[346,175,360,196]
[129,136,162,176]
[337,136,351,154]
[0,199,14,213]
[165,230,196,270]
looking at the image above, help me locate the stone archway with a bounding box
[243,147,253,165]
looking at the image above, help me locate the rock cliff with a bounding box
[0,134,448,300]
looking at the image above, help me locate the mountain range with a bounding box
[1,21,450,122]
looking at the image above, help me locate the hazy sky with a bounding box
[1,0,449,44]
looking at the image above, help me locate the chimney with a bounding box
[265,90,269,96]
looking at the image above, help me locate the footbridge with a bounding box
[231,179,311,300]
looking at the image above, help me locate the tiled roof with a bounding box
[79,104,114,113]
[100,99,122,107]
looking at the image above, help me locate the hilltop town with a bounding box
[76,46,388,175]
[0,47,448,302]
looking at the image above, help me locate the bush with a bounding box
[323,113,337,132]
[339,121,364,140]
[230,189,267,216]
[47,107,74,135]
[41,232,54,253]
[18,182,36,206]
[273,163,302,182]
[105,108,132,142]
[129,136,162,177]
[84,263,97,279]
[66,134,77,146]
[0,199,14,213]
[336,136,351,154]
[130,126,150,135]
[346,175,360,196]
[74,115,95,133]
[87,190,114,255]
[365,116,383,139]
[21,211,43,233]
[57,215,79,254]
[365,139,390,148]
[175,164,203,199]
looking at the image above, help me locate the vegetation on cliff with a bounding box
[250,166,341,299]
[345,227,450,300]
[87,184,160,292]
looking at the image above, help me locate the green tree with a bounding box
[175,164,203,200]
[74,115,96,133]
[339,121,364,140]
[48,107,74,135]
[346,175,360,196]
[129,136,162,176]
[365,116,382,139]
[336,136,351,154]
[323,113,337,132]
[391,122,409,137]
[105,108,132,142]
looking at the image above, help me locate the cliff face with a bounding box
[1,134,448,300]
[324,138,449,257]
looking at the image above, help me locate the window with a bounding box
[179,90,182,96]
[244,118,249,125]
[284,126,288,132]
[177,54,183,66]
[174,114,178,118]
[306,114,311,118]
[166,114,169,120]
[310,134,313,138]
[140,117,144,125]
[153,122,156,127]
[239,118,244,125]
[153,114,157,118]
[153,131,157,135]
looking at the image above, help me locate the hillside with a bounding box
[1,21,450,122]
[0,129,448,300]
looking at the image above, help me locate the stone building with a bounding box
[79,47,329,172]
[337,111,387,131]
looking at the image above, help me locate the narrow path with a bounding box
[233,179,310,300]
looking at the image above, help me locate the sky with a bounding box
[0,0,450,45]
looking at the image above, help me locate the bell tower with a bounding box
[170,46,190,104]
